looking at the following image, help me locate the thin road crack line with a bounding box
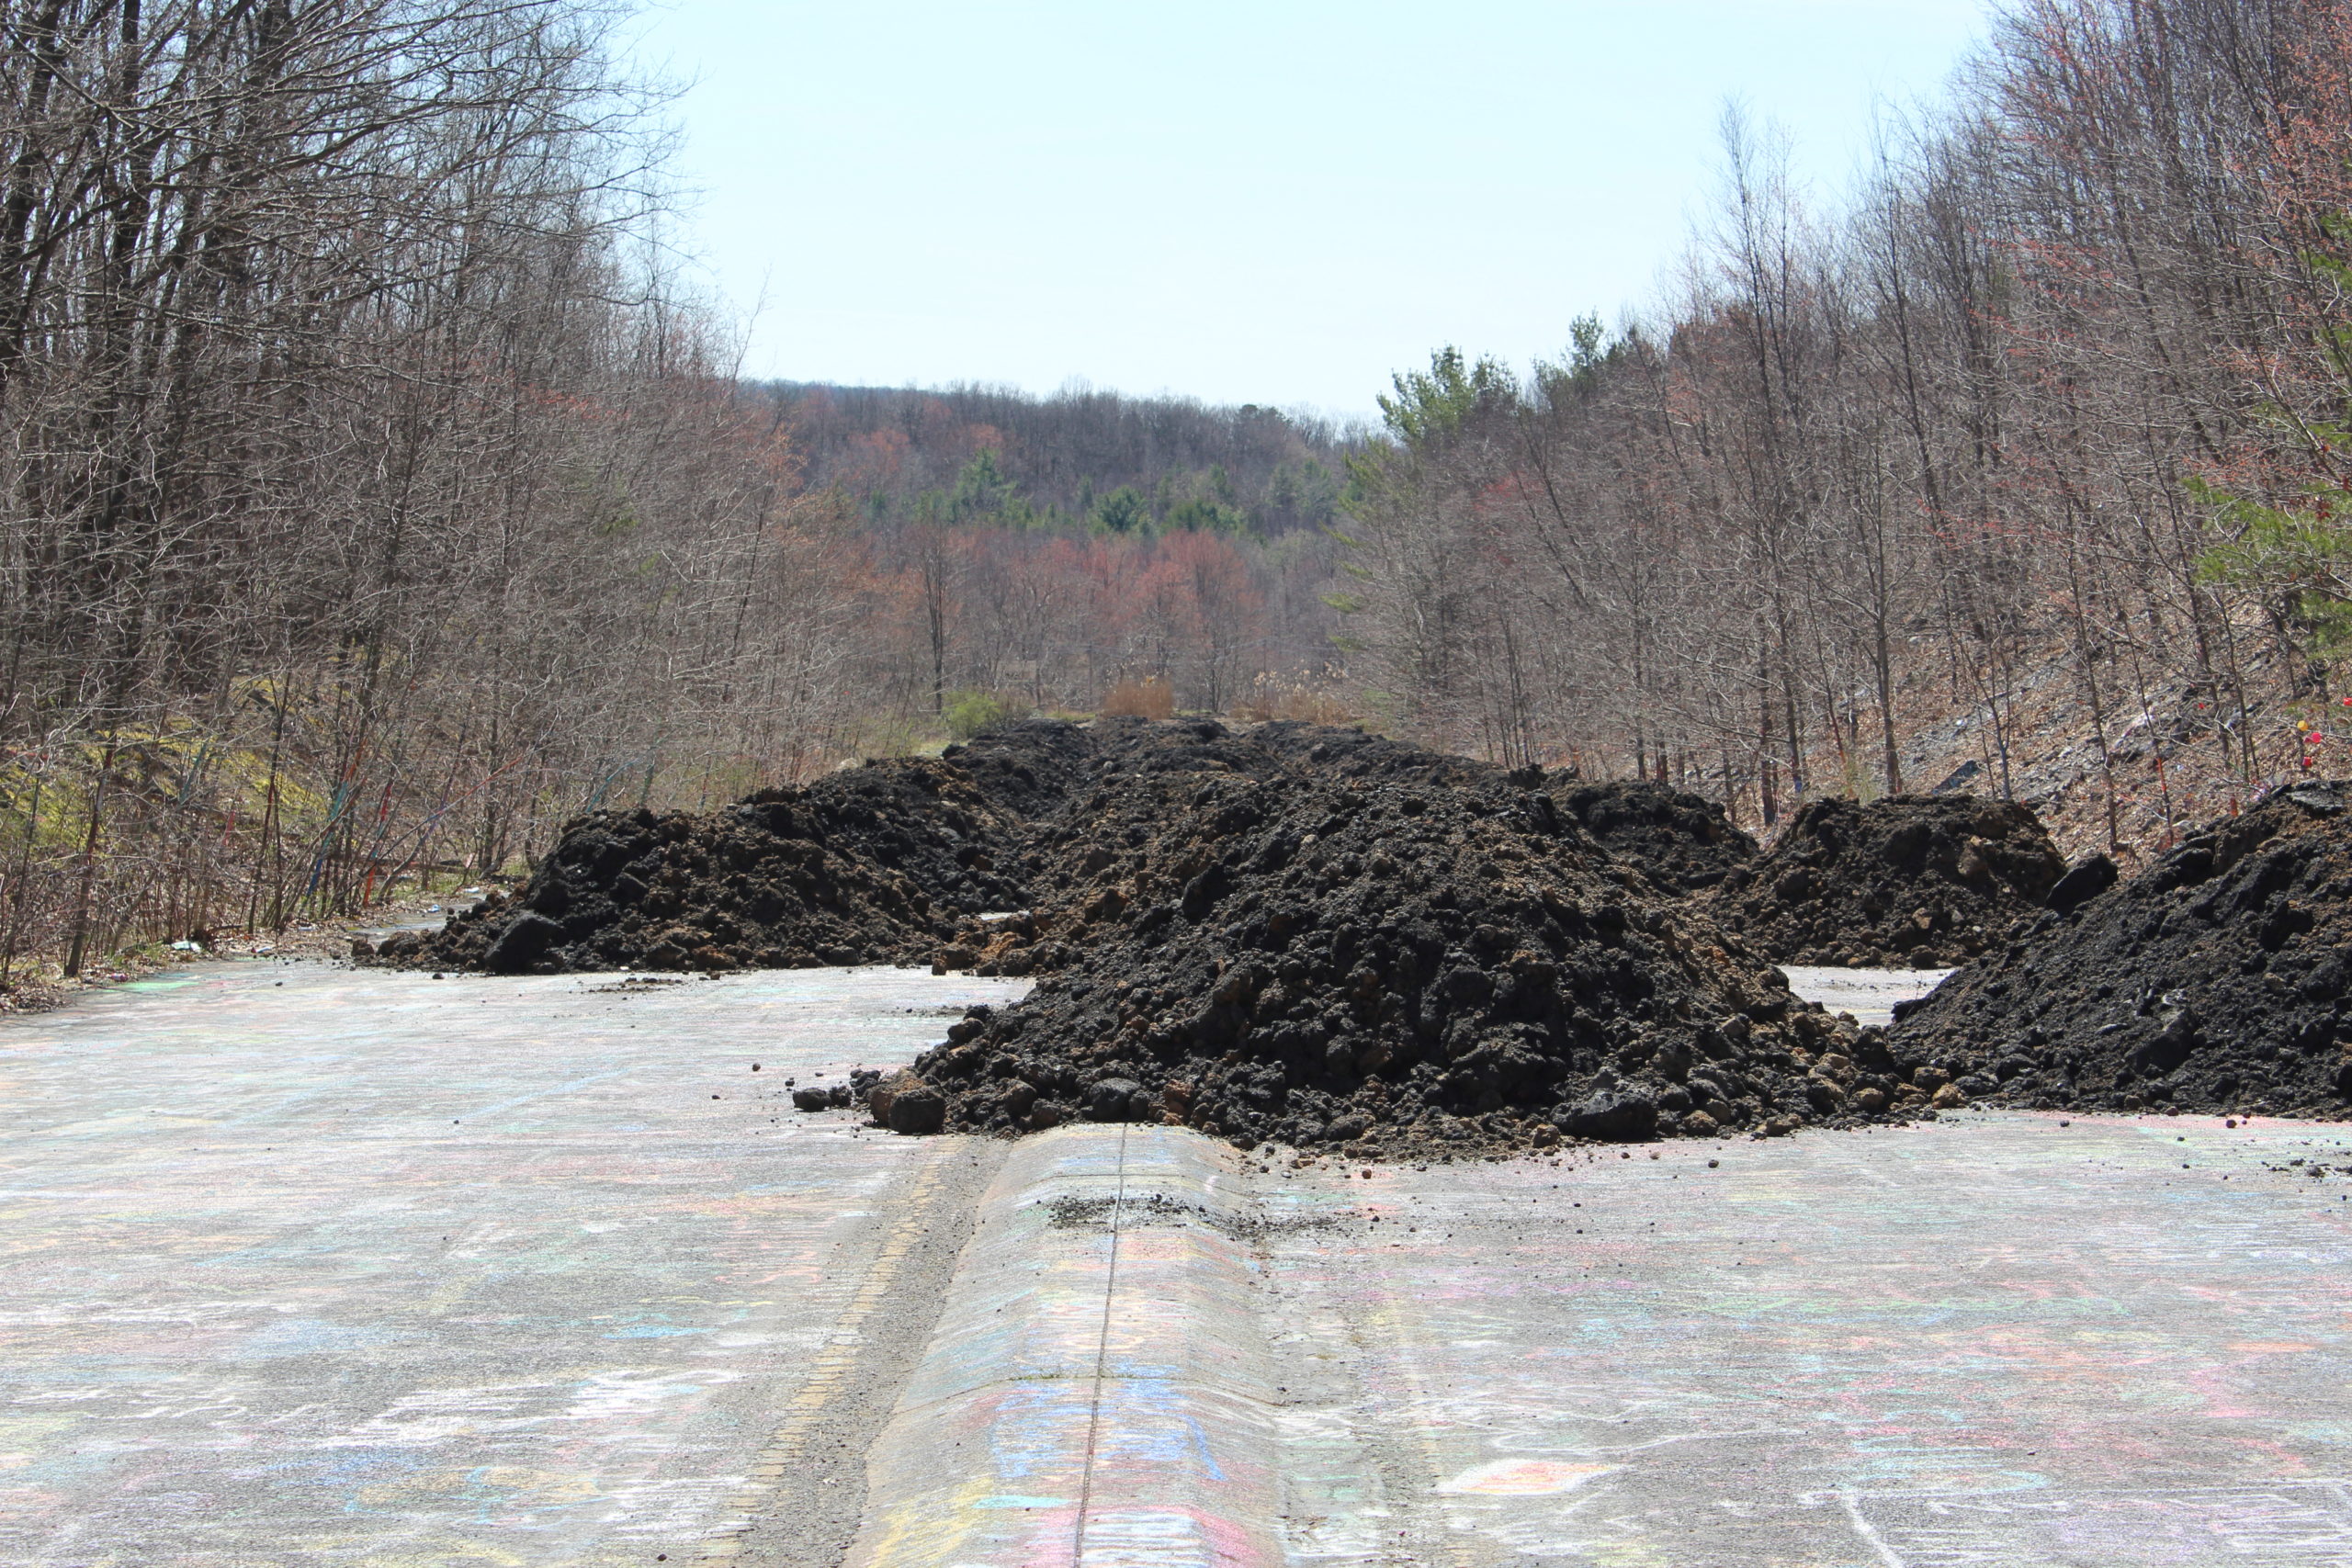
[1070,1122,1131,1566]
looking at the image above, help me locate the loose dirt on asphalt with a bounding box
[393,720,2002,1158]
[388,720,2196,1160]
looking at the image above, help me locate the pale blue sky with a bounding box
[633,1,1997,415]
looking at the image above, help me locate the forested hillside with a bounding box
[0,0,850,977]
[1335,0,2352,863]
[774,381,1351,536]
[767,382,1357,719]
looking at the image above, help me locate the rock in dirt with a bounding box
[1708,795,2065,966]
[887,1082,946,1134]
[865,1069,947,1134]
[1892,781,2352,1119]
[2046,853,2119,915]
[910,730,1899,1156]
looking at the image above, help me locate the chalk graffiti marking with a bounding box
[1846,1478,2352,1567]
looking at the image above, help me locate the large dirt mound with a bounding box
[373,718,1410,976]
[374,759,1030,974]
[1556,781,1757,893]
[908,750,1901,1157]
[1891,782,2352,1118]
[1710,795,2065,966]
[378,716,1950,1156]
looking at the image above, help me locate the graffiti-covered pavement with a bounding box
[9,964,2352,1566]
[0,963,1022,1567]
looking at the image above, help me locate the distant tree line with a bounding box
[1339,0,2352,845]
[772,381,1359,718]
[771,380,1355,536]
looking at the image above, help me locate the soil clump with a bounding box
[1892,781,2352,1119]
[1708,795,2066,966]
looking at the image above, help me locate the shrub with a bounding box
[943,690,1023,741]
[1231,671,1356,725]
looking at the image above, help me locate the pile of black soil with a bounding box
[1709,795,2066,966]
[907,748,1906,1157]
[1892,781,2352,1119]
[369,759,1032,974]
[373,715,1962,1156]
[368,717,1344,976]
[1555,782,1758,893]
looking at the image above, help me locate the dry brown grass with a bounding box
[1099,675,1176,719]
[1231,672,1357,726]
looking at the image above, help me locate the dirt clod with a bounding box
[1555,781,1758,893]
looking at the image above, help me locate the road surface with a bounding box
[0,963,1023,1567]
[6,962,2352,1566]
